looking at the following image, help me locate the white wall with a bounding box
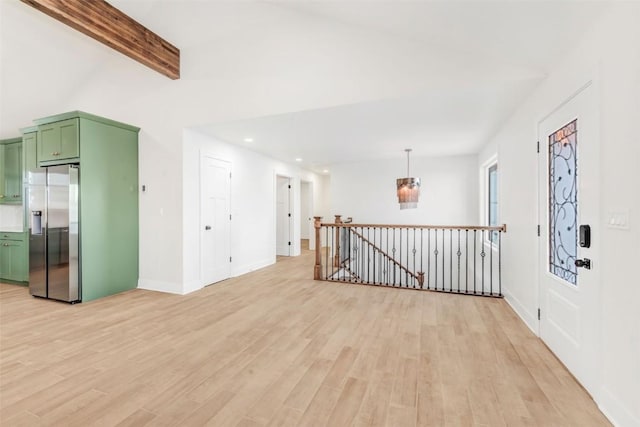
[477,4,640,426]
[181,129,329,294]
[330,154,479,226]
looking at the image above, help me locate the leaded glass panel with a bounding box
[549,119,578,285]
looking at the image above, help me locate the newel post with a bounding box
[334,215,342,267]
[314,216,322,280]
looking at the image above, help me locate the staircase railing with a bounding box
[314,215,506,297]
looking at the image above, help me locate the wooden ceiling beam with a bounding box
[21,0,180,79]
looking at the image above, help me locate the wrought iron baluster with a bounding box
[434,229,438,291]
[354,230,359,282]
[400,227,409,288]
[420,229,424,289]
[372,227,376,284]
[490,228,493,295]
[441,229,445,292]
[392,228,396,286]
[481,229,486,295]
[427,229,431,290]
[457,229,461,293]
[473,229,477,294]
[449,229,453,292]
[386,227,389,285]
[465,229,469,293]
[347,227,352,282]
[361,227,365,283]
[499,230,502,296]
[325,226,328,280]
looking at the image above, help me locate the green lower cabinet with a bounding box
[0,234,28,283]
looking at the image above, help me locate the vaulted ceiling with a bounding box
[1,0,612,170]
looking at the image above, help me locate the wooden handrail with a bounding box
[348,228,422,285]
[321,223,507,232]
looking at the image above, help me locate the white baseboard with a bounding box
[233,258,274,277]
[504,292,538,335]
[597,387,640,427]
[137,278,184,295]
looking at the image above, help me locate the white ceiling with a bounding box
[2,0,612,172]
[195,80,539,170]
[178,0,610,172]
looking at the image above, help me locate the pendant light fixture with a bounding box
[396,148,421,210]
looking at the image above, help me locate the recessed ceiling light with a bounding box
[295,158,303,162]
[244,137,253,143]
[322,169,329,173]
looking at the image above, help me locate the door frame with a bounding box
[199,152,232,287]
[535,71,603,399]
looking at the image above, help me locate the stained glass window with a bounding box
[549,119,578,285]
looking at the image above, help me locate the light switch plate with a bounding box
[606,209,629,230]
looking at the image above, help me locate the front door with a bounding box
[537,82,600,394]
[200,156,231,286]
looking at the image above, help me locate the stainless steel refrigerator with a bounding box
[28,164,80,303]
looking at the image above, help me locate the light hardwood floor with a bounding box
[0,250,610,426]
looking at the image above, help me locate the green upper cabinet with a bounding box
[0,137,23,204]
[38,118,79,164]
[22,130,37,182]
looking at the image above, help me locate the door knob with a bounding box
[575,258,591,269]
[205,225,211,230]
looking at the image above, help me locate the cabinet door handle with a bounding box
[51,151,60,156]
[0,195,5,199]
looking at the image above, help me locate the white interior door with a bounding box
[537,82,600,394]
[276,176,291,256]
[300,181,314,250]
[200,156,231,285]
